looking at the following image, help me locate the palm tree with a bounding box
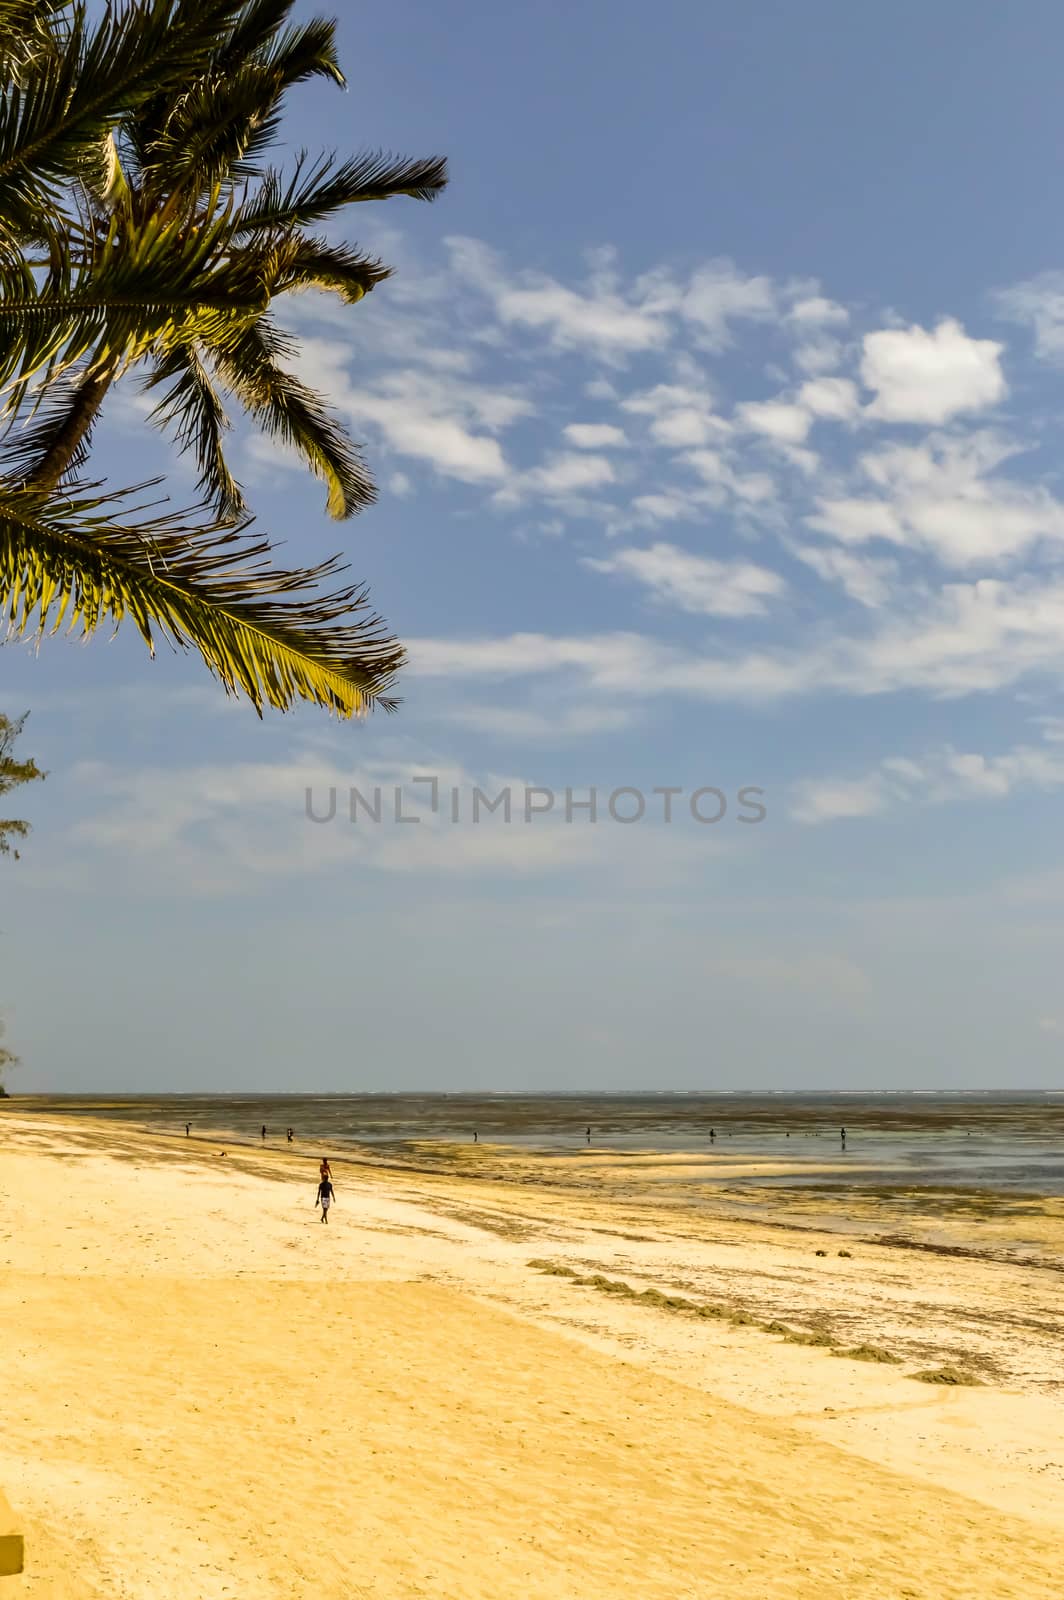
[0,709,44,859]
[1,0,447,715]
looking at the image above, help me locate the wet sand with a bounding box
[2,1111,1064,1598]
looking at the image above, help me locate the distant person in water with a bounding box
[185,1123,190,1137]
[261,1124,266,1141]
[315,1173,335,1223]
[287,1127,293,1143]
[473,1130,478,1143]
[586,1126,591,1143]
[710,1128,715,1141]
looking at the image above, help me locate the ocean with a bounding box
[9,1091,1064,1197]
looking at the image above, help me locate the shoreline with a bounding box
[3,1110,1064,1596]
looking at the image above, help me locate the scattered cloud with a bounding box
[860,318,1006,425]
[792,338,844,374]
[793,545,896,607]
[789,775,891,825]
[409,571,1064,705]
[584,543,786,618]
[446,235,670,359]
[798,377,860,422]
[292,337,529,485]
[680,260,778,348]
[563,423,628,450]
[807,430,1064,567]
[993,271,1064,363]
[788,296,849,329]
[267,232,1064,727]
[790,727,1064,825]
[495,450,616,507]
[737,398,812,445]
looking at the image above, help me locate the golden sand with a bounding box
[2,1114,1063,1598]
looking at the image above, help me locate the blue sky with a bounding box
[6,0,1064,1090]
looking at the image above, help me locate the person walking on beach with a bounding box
[316,1172,335,1223]
[287,1127,293,1143]
[185,1123,190,1137]
[261,1124,267,1141]
[319,1157,332,1181]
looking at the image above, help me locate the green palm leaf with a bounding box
[207,314,373,518]
[142,343,245,520]
[0,478,403,714]
[0,194,267,401]
[264,235,391,303]
[0,0,250,237]
[231,150,449,238]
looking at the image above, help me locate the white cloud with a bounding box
[794,545,896,607]
[61,748,739,896]
[496,451,616,506]
[681,261,777,348]
[446,236,670,359]
[684,449,777,505]
[789,776,891,825]
[861,318,1006,424]
[629,490,707,524]
[652,408,727,448]
[737,399,812,444]
[500,280,667,353]
[408,573,1064,705]
[793,338,843,374]
[563,423,628,450]
[993,271,1064,363]
[583,543,786,617]
[798,377,860,421]
[620,383,730,452]
[406,632,669,687]
[807,432,1064,567]
[788,296,849,328]
[292,339,529,485]
[790,730,1064,825]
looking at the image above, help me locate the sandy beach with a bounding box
[2,1113,1064,1598]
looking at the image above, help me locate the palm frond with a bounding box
[0,478,403,714]
[0,362,109,483]
[137,62,287,198]
[212,0,295,72]
[133,13,342,194]
[231,150,449,237]
[207,314,374,518]
[0,196,267,402]
[266,235,390,304]
[142,343,246,521]
[0,0,64,85]
[254,15,343,93]
[0,0,249,238]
